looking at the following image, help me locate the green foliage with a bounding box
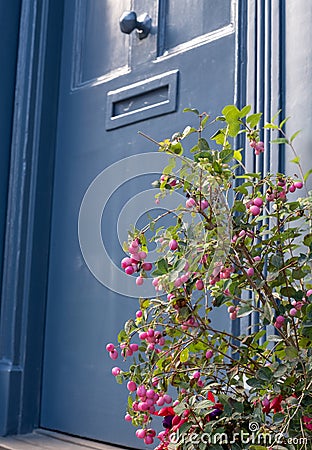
[109,106,312,450]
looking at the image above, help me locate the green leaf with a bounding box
[280,286,297,298]
[279,116,290,128]
[304,168,312,182]
[303,233,312,247]
[256,366,272,382]
[290,129,301,142]
[170,141,183,155]
[285,346,298,359]
[233,150,242,161]
[263,301,274,322]
[182,126,197,138]
[264,123,279,129]
[271,109,282,123]
[239,104,251,117]
[273,411,285,423]
[271,138,289,145]
[180,348,189,363]
[198,137,210,150]
[270,254,284,269]
[246,378,264,388]
[290,156,300,165]
[163,157,176,174]
[183,107,199,115]
[246,113,262,128]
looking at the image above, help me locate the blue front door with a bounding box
[40,0,236,446]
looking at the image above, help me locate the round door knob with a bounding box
[119,10,152,40]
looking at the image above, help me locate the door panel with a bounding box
[41,0,237,447]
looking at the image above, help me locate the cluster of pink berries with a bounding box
[246,197,263,216]
[106,343,119,360]
[139,328,165,352]
[209,263,234,286]
[289,299,306,317]
[106,341,139,360]
[185,197,209,210]
[227,305,239,320]
[250,140,264,155]
[181,315,199,331]
[266,179,303,202]
[121,238,152,285]
[135,428,156,445]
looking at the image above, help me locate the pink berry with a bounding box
[142,262,152,271]
[106,343,115,352]
[289,184,296,193]
[253,256,261,262]
[127,380,137,392]
[139,332,147,340]
[136,310,142,318]
[289,308,297,317]
[249,205,261,216]
[200,199,209,210]
[144,436,154,445]
[206,350,213,359]
[124,414,132,422]
[121,257,132,268]
[239,230,246,238]
[247,267,254,277]
[156,397,165,406]
[136,429,146,439]
[163,394,172,403]
[186,198,196,208]
[109,350,118,360]
[125,266,135,275]
[152,278,159,287]
[112,367,121,376]
[137,385,146,397]
[130,343,139,352]
[294,181,303,189]
[167,293,175,301]
[136,276,144,286]
[276,315,285,324]
[253,197,263,207]
[196,279,204,290]
[193,371,200,379]
[180,273,189,283]
[138,251,147,260]
[230,311,237,320]
[307,289,312,297]
[228,305,236,313]
[174,277,182,287]
[169,239,178,251]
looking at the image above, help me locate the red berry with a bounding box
[142,262,152,271]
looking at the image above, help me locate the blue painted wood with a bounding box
[0,0,21,315]
[0,0,64,436]
[40,1,237,447]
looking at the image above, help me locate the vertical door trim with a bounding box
[0,0,64,435]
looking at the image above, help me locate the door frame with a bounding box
[0,0,64,435]
[0,0,252,437]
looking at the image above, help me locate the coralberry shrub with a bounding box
[107,106,312,450]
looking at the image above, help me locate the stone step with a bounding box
[0,430,130,450]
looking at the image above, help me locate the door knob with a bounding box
[119,11,152,40]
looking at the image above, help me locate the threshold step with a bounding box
[0,430,130,450]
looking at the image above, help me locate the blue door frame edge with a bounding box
[0,0,64,435]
